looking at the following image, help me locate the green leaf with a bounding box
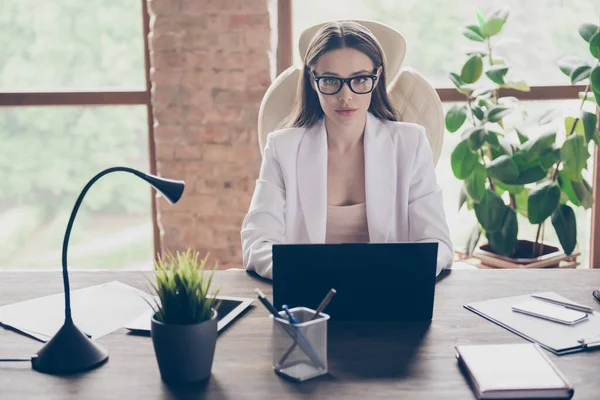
[486,66,509,85]
[528,181,561,224]
[465,223,482,257]
[564,116,584,136]
[486,8,509,23]
[540,148,561,170]
[504,165,548,185]
[551,204,577,255]
[558,56,586,77]
[519,131,556,162]
[591,66,600,109]
[503,81,530,91]
[451,140,479,179]
[486,155,519,182]
[463,25,485,42]
[514,188,530,218]
[558,170,582,207]
[561,134,590,182]
[458,184,468,211]
[486,106,515,123]
[482,18,505,37]
[572,178,594,209]
[571,65,591,84]
[589,31,600,58]
[476,10,486,29]
[445,105,468,133]
[466,163,487,202]
[579,23,599,42]
[463,127,487,151]
[486,208,518,256]
[461,55,483,84]
[496,180,524,194]
[582,110,597,143]
[498,135,515,156]
[485,130,500,148]
[593,129,600,146]
[474,189,509,232]
[472,105,484,121]
[516,128,529,144]
[449,72,465,89]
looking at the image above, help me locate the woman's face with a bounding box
[310,47,382,129]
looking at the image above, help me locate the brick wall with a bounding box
[147,0,274,268]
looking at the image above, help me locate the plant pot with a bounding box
[150,309,218,383]
[473,239,580,269]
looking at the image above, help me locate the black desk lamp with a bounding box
[30,167,184,375]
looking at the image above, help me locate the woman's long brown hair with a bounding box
[283,21,399,128]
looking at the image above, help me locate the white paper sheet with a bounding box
[0,281,155,342]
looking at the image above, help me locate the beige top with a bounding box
[325,202,370,244]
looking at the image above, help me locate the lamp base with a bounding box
[31,319,108,375]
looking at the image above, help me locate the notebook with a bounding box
[464,292,600,355]
[455,343,574,399]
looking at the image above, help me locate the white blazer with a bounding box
[241,112,453,279]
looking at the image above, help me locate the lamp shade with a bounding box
[139,173,185,204]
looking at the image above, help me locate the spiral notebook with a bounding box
[464,292,600,355]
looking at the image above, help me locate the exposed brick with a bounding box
[181,0,229,14]
[173,141,203,160]
[155,142,176,161]
[149,0,272,269]
[154,125,183,143]
[150,67,184,86]
[154,106,183,126]
[228,14,269,30]
[151,50,186,70]
[148,0,181,16]
[150,33,182,52]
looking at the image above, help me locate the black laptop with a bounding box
[272,242,438,322]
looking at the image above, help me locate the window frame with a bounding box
[277,0,600,268]
[0,0,160,259]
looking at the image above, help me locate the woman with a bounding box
[241,21,453,280]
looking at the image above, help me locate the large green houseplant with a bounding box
[446,8,600,265]
[146,249,221,383]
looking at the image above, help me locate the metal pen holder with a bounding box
[270,307,330,382]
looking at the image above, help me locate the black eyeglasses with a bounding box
[311,71,378,95]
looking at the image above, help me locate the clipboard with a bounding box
[464,292,600,355]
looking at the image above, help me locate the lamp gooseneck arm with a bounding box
[62,167,140,323]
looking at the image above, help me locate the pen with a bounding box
[254,289,326,370]
[531,294,595,314]
[278,288,336,366]
[282,305,298,324]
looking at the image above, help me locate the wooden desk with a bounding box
[1,270,600,399]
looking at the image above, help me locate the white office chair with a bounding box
[257,20,445,165]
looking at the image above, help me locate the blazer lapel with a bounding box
[364,113,397,243]
[297,119,328,243]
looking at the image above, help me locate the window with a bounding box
[0,1,154,271]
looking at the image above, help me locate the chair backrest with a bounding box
[258,20,444,165]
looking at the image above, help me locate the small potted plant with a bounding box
[146,249,221,383]
[445,8,600,268]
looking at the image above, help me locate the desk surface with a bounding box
[1,269,600,400]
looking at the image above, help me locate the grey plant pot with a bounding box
[150,309,218,383]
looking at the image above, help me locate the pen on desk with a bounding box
[254,289,326,369]
[278,288,336,366]
[531,294,595,314]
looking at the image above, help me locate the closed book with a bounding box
[455,343,574,399]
